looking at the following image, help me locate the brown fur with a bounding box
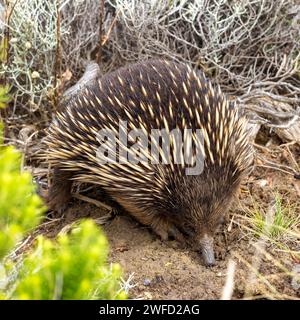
[46,168,73,214]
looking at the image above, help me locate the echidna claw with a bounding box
[169,226,186,243]
[153,223,186,244]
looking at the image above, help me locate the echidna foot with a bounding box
[47,196,70,217]
[152,221,186,244]
[46,168,72,215]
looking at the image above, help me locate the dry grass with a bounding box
[237,193,300,245]
[224,189,300,299]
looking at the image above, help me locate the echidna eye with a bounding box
[182,224,196,237]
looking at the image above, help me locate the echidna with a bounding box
[43,59,253,266]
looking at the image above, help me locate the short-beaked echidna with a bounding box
[43,59,253,266]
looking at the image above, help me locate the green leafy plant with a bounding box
[0,140,125,299]
[0,126,43,261]
[0,86,125,300]
[253,195,299,239]
[0,146,44,259]
[13,220,125,300]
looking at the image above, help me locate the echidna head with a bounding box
[188,200,226,267]
[173,174,238,266]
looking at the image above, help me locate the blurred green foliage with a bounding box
[0,83,43,259]
[0,86,125,300]
[0,144,44,260]
[14,220,126,300]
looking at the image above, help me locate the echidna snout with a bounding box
[199,234,216,267]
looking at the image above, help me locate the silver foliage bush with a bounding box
[1,0,101,120]
[108,0,300,98]
[1,0,59,117]
[1,0,300,127]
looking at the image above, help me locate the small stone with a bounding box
[291,264,300,290]
[143,279,151,286]
[257,179,268,187]
[153,275,163,284]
